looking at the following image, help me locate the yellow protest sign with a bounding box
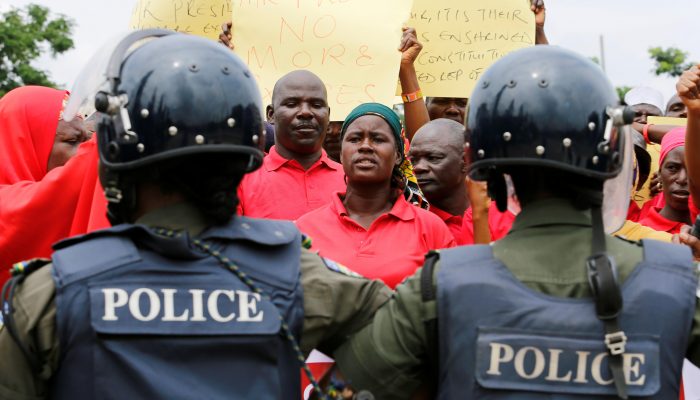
[129,0,231,41]
[407,0,535,98]
[232,0,413,121]
[647,116,687,127]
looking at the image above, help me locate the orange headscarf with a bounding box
[0,86,109,282]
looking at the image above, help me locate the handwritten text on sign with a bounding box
[233,0,413,120]
[409,0,535,98]
[129,0,232,41]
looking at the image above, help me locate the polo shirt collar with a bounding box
[430,205,461,222]
[510,198,591,234]
[643,206,683,233]
[266,146,341,172]
[331,191,415,222]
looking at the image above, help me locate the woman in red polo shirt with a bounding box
[638,128,691,234]
[295,103,456,288]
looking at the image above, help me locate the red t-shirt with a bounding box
[461,202,516,244]
[690,196,699,222]
[637,206,686,235]
[295,192,456,288]
[237,146,346,220]
[429,206,468,245]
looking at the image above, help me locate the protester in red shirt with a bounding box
[0,86,109,282]
[408,119,470,243]
[237,70,345,220]
[408,119,516,245]
[638,128,690,234]
[296,103,455,288]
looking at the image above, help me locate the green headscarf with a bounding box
[340,102,404,159]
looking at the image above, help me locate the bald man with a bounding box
[409,119,470,242]
[237,70,346,220]
[667,93,689,118]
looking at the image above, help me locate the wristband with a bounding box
[642,123,653,144]
[401,89,423,103]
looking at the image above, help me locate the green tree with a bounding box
[648,46,695,78]
[0,4,74,97]
[616,86,632,104]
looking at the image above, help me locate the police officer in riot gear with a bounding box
[0,31,390,399]
[330,46,700,399]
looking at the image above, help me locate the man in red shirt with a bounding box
[408,119,470,243]
[237,70,345,220]
[409,119,515,244]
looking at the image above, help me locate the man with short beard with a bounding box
[237,70,345,220]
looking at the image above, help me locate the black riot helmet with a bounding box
[467,45,632,185]
[63,30,265,223]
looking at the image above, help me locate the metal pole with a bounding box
[599,35,607,72]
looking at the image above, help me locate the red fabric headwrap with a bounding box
[659,127,686,167]
[0,86,67,184]
[0,86,109,283]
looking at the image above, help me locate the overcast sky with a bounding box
[1,0,699,105]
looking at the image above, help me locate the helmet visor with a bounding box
[603,125,634,234]
[63,30,175,122]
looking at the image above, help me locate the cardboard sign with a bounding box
[647,116,687,127]
[129,0,232,41]
[232,0,413,120]
[407,0,535,98]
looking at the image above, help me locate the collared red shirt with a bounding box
[296,192,456,288]
[638,194,698,223]
[638,206,686,234]
[430,206,468,245]
[237,146,346,220]
[461,202,516,244]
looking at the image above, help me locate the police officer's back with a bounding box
[333,46,700,399]
[0,31,389,399]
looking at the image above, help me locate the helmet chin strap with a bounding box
[103,170,137,225]
[487,174,508,212]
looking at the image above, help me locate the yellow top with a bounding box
[614,219,673,242]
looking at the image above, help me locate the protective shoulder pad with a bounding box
[52,223,142,250]
[200,217,299,246]
[52,235,141,287]
[641,239,693,268]
[439,244,494,269]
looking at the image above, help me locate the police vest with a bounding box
[436,239,697,399]
[49,217,304,400]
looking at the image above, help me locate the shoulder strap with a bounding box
[420,250,440,396]
[421,250,439,303]
[587,206,628,399]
